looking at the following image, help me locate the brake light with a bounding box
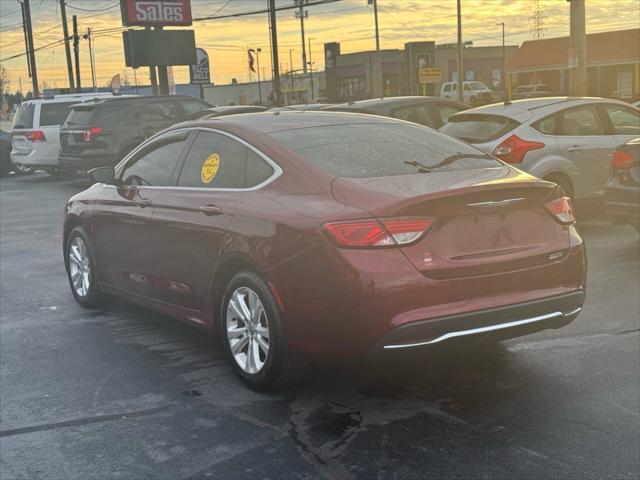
[610,150,634,170]
[21,130,46,142]
[545,196,575,225]
[82,127,103,142]
[324,218,433,248]
[492,135,544,164]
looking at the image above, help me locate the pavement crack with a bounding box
[0,404,175,438]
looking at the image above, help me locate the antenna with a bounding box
[530,0,546,40]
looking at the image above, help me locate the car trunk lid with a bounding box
[332,167,571,279]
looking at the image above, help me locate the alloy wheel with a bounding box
[226,286,270,374]
[68,236,91,297]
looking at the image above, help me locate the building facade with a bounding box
[507,28,640,99]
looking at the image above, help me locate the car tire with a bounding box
[44,167,66,177]
[65,226,112,309]
[544,173,574,198]
[11,162,34,175]
[220,271,307,390]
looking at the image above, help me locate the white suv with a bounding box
[440,81,493,106]
[10,93,120,175]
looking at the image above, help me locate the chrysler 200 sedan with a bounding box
[63,112,586,390]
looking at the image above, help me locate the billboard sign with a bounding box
[123,29,196,67]
[419,67,442,84]
[120,0,192,27]
[190,48,211,84]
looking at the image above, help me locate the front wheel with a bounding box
[65,226,111,308]
[221,272,307,390]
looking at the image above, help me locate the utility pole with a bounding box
[59,0,75,92]
[568,0,587,96]
[497,22,508,101]
[22,0,39,98]
[289,49,295,104]
[308,37,314,101]
[456,0,464,103]
[268,0,281,106]
[84,28,96,92]
[295,0,308,75]
[72,15,81,91]
[371,0,380,51]
[19,1,32,78]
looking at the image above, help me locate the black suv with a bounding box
[59,95,210,171]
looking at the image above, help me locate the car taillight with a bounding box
[492,135,544,164]
[324,218,433,248]
[545,196,575,225]
[610,150,634,170]
[23,130,46,142]
[82,127,103,142]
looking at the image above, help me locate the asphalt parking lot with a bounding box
[1,172,638,480]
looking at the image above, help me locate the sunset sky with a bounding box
[1,0,639,92]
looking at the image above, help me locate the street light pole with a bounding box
[268,0,281,106]
[289,49,295,104]
[372,0,380,51]
[256,48,263,105]
[456,0,464,103]
[497,22,507,101]
[295,0,308,75]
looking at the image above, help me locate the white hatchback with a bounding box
[10,93,119,175]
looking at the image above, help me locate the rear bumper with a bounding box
[373,291,584,352]
[59,153,118,170]
[10,151,59,167]
[605,183,640,226]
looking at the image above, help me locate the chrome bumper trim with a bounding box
[383,307,582,350]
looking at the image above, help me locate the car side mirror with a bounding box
[89,166,115,184]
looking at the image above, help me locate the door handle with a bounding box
[138,199,153,208]
[568,145,582,152]
[199,204,223,216]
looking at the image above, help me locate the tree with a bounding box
[0,65,10,96]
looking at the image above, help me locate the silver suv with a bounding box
[440,97,640,200]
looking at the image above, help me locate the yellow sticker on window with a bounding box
[201,153,221,184]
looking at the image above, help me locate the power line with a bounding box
[65,2,119,13]
[194,0,343,22]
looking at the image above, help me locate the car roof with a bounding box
[21,94,131,105]
[451,97,631,122]
[71,95,201,107]
[176,111,406,134]
[327,96,466,112]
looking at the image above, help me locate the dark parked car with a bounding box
[183,105,269,121]
[59,95,210,171]
[64,112,586,390]
[605,138,640,231]
[512,84,555,100]
[323,96,467,129]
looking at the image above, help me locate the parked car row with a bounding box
[9,93,211,175]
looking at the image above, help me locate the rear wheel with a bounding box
[44,167,66,177]
[65,227,111,308]
[11,162,34,175]
[544,173,574,198]
[221,272,307,390]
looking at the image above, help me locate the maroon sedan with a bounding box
[64,112,586,389]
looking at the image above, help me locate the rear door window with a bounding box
[443,84,451,93]
[431,103,466,124]
[559,106,606,136]
[120,132,189,186]
[390,104,435,127]
[180,100,209,116]
[96,103,132,125]
[440,114,519,142]
[142,102,182,123]
[245,149,275,188]
[532,113,559,135]
[604,105,640,136]
[177,131,247,189]
[39,102,76,126]
[271,123,501,178]
[12,103,34,129]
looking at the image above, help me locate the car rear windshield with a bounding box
[40,102,76,126]
[12,103,34,129]
[270,123,501,178]
[65,107,95,126]
[440,114,519,143]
